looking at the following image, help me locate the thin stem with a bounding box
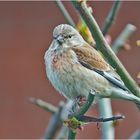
[68,130,76,140]
[129,129,140,139]
[78,115,124,122]
[112,24,136,53]
[44,102,64,139]
[72,1,140,97]
[102,0,122,35]
[29,97,58,114]
[55,0,75,27]
[99,99,114,139]
[56,126,69,139]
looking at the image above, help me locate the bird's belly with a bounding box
[47,63,85,99]
[46,59,111,100]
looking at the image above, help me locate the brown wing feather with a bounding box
[72,44,129,91]
[72,43,110,71]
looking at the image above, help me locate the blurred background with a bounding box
[0,1,140,139]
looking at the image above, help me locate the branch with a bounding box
[68,89,95,139]
[72,0,140,97]
[29,97,58,114]
[55,0,75,27]
[78,115,125,122]
[30,97,64,139]
[30,97,75,139]
[68,130,76,140]
[56,126,69,139]
[102,0,122,35]
[43,102,64,139]
[129,129,140,139]
[112,24,136,53]
[99,99,114,139]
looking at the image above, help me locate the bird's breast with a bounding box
[45,49,80,98]
[49,50,77,71]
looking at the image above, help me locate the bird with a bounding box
[44,24,140,109]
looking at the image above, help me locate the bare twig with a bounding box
[56,126,69,139]
[44,102,64,139]
[55,0,75,27]
[79,115,125,122]
[112,24,136,53]
[129,129,140,139]
[29,97,58,114]
[102,0,122,35]
[30,97,64,139]
[99,99,114,139]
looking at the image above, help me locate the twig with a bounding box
[30,97,74,139]
[56,126,69,139]
[29,97,58,114]
[44,102,64,139]
[55,0,75,27]
[68,130,76,140]
[102,0,122,35]
[129,129,140,139]
[79,115,125,122]
[72,0,140,98]
[68,89,95,139]
[99,99,114,139]
[112,24,136,53]
[30,98,64,139]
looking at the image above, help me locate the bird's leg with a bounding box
[70,89,97,116]
[76,95,87,107]
[69,95,87,117]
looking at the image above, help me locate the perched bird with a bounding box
[44,24,140,108]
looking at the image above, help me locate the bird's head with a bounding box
[52,24,85,51]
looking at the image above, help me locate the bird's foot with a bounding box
[69,96,87,117]
[76,95,87,107]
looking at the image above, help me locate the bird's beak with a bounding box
[53,35,64,45]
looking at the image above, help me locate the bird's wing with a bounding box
[72,44,110,71]
[72,44,129,91]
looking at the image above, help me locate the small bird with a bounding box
[44,24,140,108]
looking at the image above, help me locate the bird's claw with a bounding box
[77,95,87,107]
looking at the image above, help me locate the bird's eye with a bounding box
[68,35,72,38]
